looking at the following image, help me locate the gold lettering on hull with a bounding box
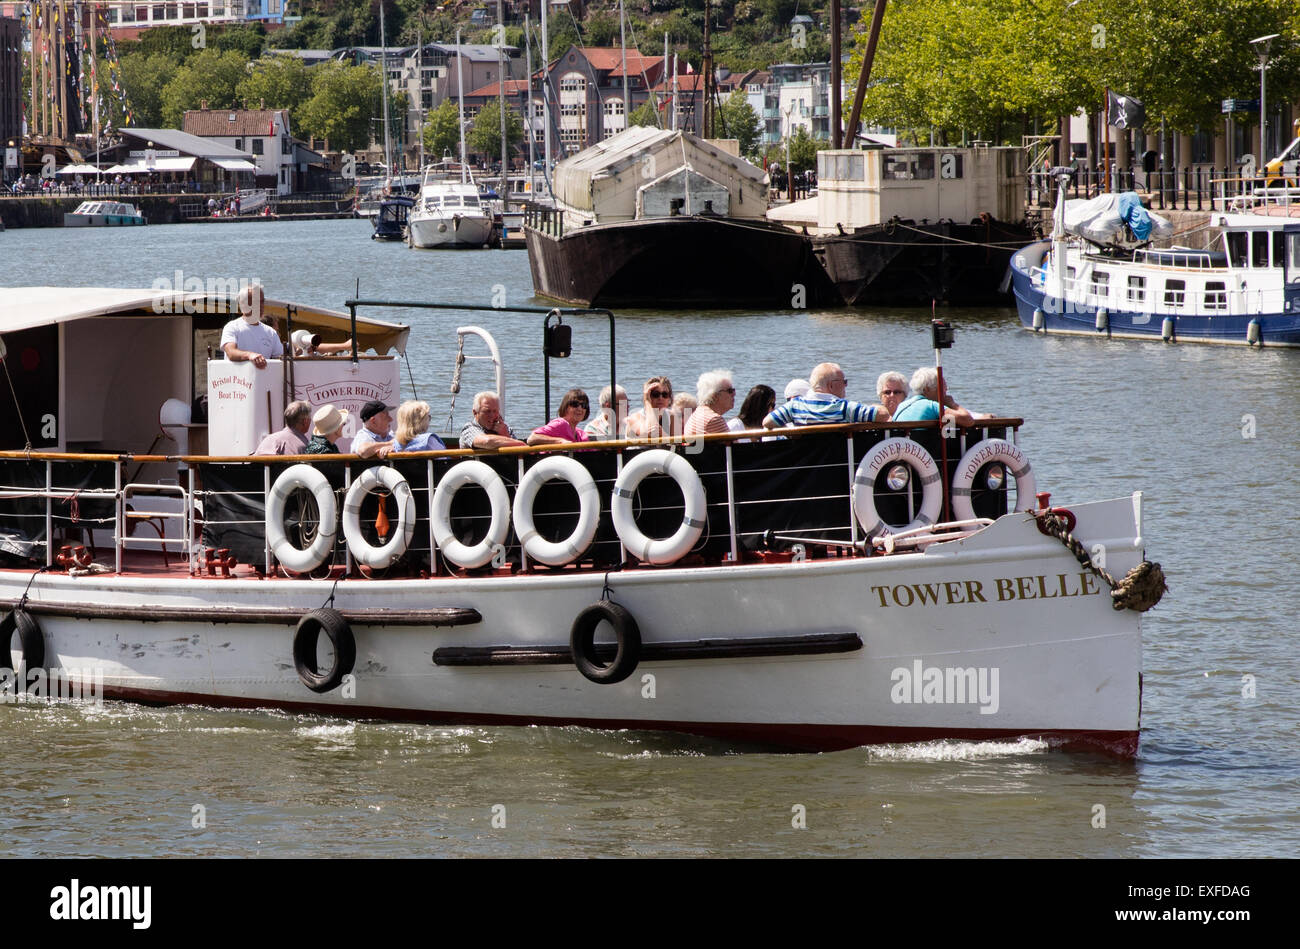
[870,573,1101,608]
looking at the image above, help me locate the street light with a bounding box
[1250,33,1280,171]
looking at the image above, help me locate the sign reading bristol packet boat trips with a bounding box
[207,356,399,454]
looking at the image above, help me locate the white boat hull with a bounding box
[1,496,1145,754]
[407,211,493,248]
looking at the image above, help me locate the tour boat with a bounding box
[406,162,493,249]
[1010,175,1300,346]
[0,288,1163,754]
[63,201,146,227]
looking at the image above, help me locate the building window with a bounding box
[1163,279,1185,308]
[252,139,264,155]
[1204,281,1227,309]
[1126,275,1145,305]
[604,99,625,117]
[234,138,243,150]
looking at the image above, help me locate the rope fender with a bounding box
[1034,512,1167,613]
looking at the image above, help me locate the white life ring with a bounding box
[512,455,601,566]
[611,449,707,565]
[267,464,338,573]
[342,466,416,569]
[950,439,1035,521]
[851,437,943,538]
[431,460,512,569]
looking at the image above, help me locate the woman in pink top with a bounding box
[527,389,591,445]
[684,369,736,436]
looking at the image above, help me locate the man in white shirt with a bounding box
[220,284,283,368]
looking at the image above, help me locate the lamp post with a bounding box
[1250,33,1279,173]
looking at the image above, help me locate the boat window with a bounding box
[883,153,935,180]
[1204,281,1227,309]
[1251,231,1270,268]
[1089,270,1109,299]
[463,196,480,208]
[1272,231,1284,269]
[1226,232,1248,267]
[1066,266,1077,282]
[818,152,865,182]
[1164,279,1186,308]
[1287,233,1300,284]
[1126,275,1145,304]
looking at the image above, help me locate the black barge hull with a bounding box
[525,216,839,309]
[814,217,1034,306]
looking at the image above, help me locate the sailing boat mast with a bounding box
[456,28,469,182]
[619,0,629,130]
[541,0,551,183]
[525,13,536,197]
[702,0,712,138]
[379,0,393,178]
[497,0,507,183]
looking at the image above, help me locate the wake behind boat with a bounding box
[0,289,1164,754]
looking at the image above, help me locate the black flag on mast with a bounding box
[1107,90,1145,130]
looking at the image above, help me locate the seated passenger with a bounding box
[392,400,446,452]
[684,370,735,436]
[874,371,909,423]
[254,400,313,455]
[625,376,674,439]
[762,362,879,429]
[671,393,696,435]
[783,378,810,403]
[304,404,348,454]
[891,367,986,428]
[528,388,591,446]
[220,284,282,368]
[728,385,776,437]
[582,384,629,440]
[460,391,527,449]
[352,400,396,458]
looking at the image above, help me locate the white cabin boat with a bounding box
[1011,177,1300,346]
[0,289,1163,754]
[407,163,493,249]
[63,201,146,227]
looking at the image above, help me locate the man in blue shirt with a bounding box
[761,362,880,429]
[891,367,982,427]
[352,400,396,458]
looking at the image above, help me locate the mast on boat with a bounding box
[525,13,536,197]
[541,0,551,192]
[456,28,469,182]
[379,0,393,181]
[497,0,507,187]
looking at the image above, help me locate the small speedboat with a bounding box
[63,200,146,227]
[372,195,414,241]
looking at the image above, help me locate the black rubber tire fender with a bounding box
[570,600,641,685]
[292,608,356,694]
[0,608,45,674]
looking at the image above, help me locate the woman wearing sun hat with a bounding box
[303,404,349,454]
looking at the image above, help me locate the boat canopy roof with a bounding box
[0,287,410,355]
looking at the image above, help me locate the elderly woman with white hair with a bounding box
[891,367,985,427]
[873,370,909,422]
[684,369,736,436]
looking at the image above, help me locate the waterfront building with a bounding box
[182,105,295,195]
[99,127,257,192]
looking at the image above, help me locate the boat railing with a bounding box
[1132,249,1220,269]
[0,419,1025,578]
[1213,177,1300,214]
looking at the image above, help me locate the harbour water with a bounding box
[2,219,1297,858]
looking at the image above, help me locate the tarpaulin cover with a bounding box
[1063,192,1173,245]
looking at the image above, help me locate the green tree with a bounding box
[119,52,181,128]
[629,99,661,128]
[211,23,268,59]
[718,90,761,156]
[236,55,315,118]
[298,60,384,153]
[468,101,524,163]
[786,126,827,173]
[422,98,463,160]
[160,49,250,128]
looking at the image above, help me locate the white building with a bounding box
[183,106,295,195]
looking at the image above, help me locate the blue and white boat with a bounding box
[1010,176,1300,346]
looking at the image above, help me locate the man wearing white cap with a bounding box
[784,378,810,402]
[220,284,283,368]
[303,404,349,454]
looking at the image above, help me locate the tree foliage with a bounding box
[297,60,384,153]
[468,101,525,162]
[718,90,761,157]
[160,49,250,128]
[119,53,180,128]
[422,98,463,160]
[236,56,315,117]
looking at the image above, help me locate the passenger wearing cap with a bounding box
[784,378,810,402]
[291,329,355,357]
[220,284,283,368]
[304,404,349,454]
[352,400,396,458]
[254,400,313,455]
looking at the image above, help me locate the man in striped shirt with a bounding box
[761,362,881,429]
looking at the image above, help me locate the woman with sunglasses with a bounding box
[527,388,591,445]
[874,370,908,422]
[625,376,674,439]
[684,369,737,436]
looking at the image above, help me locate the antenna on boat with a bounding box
[931,317,955,524]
